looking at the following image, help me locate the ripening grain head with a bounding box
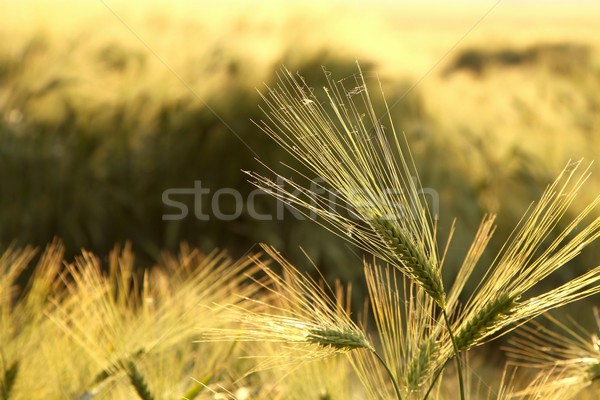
[444,160,600,357]
[204,243,372,366]
[248,65,445,306]
[504,310,600,398]
[364,261,441,394]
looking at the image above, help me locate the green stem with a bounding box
[422,358,448,400]
[442,308,465,400]
[372,349,403,400]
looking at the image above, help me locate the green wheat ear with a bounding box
[1,360,19,400]
[589,362,600,381]
[93,348,145,384]
[372,217,445,307]
[307,328,372,351]
[127,361,155,400]
[455,292,517,351]
[406,338,438,390]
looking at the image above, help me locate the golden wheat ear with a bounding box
[444,160,600,358]
[203,245,410,399]
[248,64,445,306]
[202,244,372,360]
[503,309,600,398]
[363,260,441,396]
[42,244,257,398]
[495,363,583,400]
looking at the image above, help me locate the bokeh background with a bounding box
[2,0,599,321]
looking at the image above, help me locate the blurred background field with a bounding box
[1,0,599,325]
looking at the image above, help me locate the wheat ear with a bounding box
[127,361,155,400]
[307,328,372,351]
[589,363,600,381]
[372,217,445,307]
[505,309,600,397]
[455,292,517,351]
[406,338,438,391]
[306,327,403,400]
[0,360,19,400]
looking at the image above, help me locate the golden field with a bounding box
[1,1,599,399]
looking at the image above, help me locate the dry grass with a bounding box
[0,242,260,399]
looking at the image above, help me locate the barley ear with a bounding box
[307,328,372,351]
[93,348,145,384]
[372,217,445,307]
[406,338,438,391]
[1,360,19,400]
[127,361,155,400]
[455,293,517,351]
[589,363,600,382]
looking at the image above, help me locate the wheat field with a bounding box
[1,1,599,399]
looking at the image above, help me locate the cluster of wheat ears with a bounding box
[1,65,599,399]
[215,64,600,399]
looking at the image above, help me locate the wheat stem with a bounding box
[180,371,212,400]
[422,359,447,400]
[443,308,465,400]
[92,348,145,384]
[372,349,403,400]
[423,314,476,400]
